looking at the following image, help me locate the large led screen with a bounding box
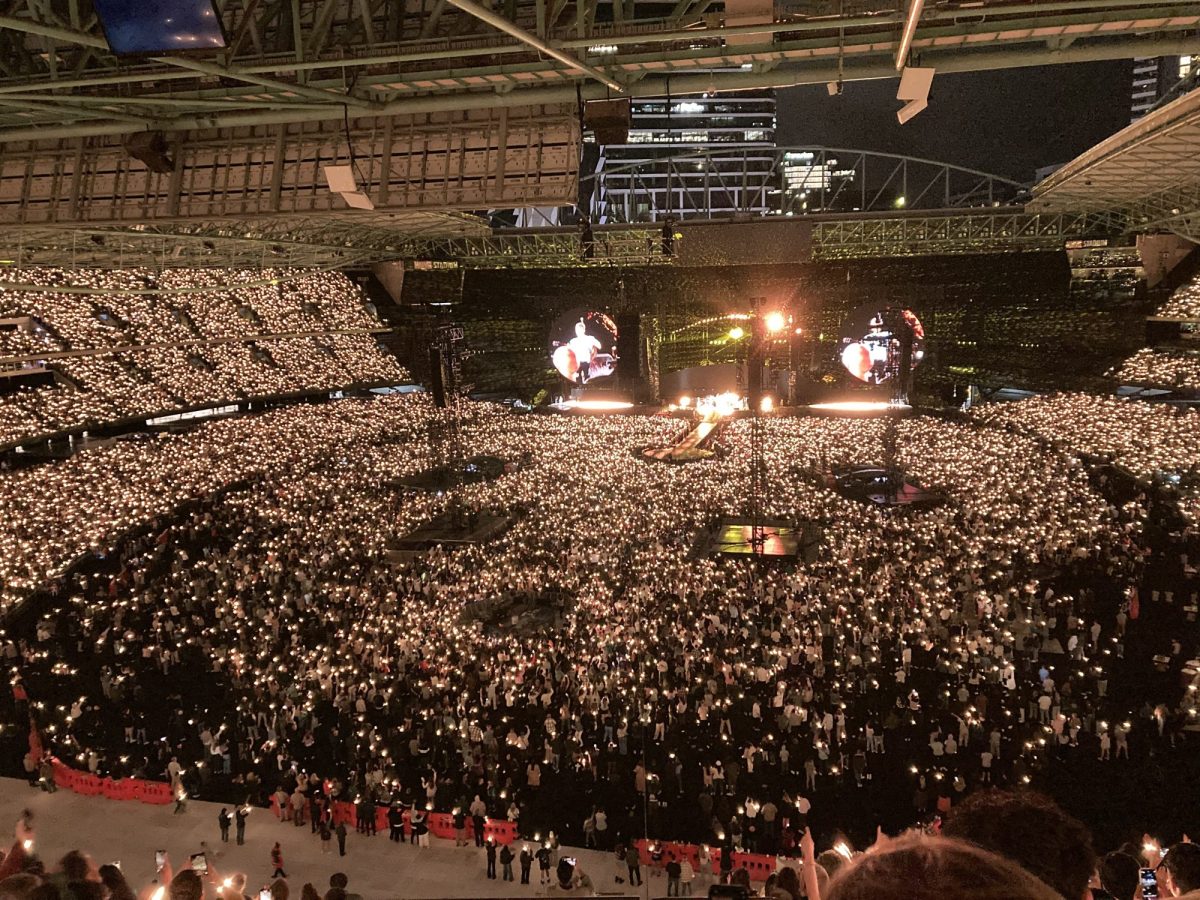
[839,305,925,385]
[549,309,618,385]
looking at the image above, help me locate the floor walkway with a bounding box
[0,779,664,899]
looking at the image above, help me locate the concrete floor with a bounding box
[0,779,666,898]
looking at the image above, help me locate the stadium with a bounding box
[0,2,1199,899]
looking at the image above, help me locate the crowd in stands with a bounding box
[1,390,1197,900]
[1154,278,1200,321]
[1109,274,1200,389]
[0,269,407,447]
[974,391,1200,522]
[1110,348,1200,391]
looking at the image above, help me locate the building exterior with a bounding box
[1130,54,1194,121]
[590,87,778,222]
[779,150,858,214]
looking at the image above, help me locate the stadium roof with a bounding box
[1031,85,1200,240]
[0,1,1196,141]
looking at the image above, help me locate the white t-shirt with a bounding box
[568,334,601,366]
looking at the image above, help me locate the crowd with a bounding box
[1108,273,1200,390]
[1110,348,1200,391]
[973,391,1200,522]
[2,782,1200,899]
[0,388,1196,883]
[1155,277,1200,321]
[0,269,406,447]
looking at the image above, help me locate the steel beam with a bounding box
[0,32,1196,142]
[443,0,623,91]
[0,14,372,109]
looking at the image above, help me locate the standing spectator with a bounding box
[411,809,428,847]
[270,843,286,879]
[666,853,682,896]
[218,809,231,844]
[500,843,515,882]
[469,796,487,848]
[387,804,404,843]
[335,821,347,858]
[537,844,553,885]
[520,845,534,885]
[626,843,643,887]
[235,806,247,846]
[594,808,608,850]
[680,857,695,896]
[290,789,304,828]
[485,838,497,880]
[319,816,332,854]
[453,808,467,847]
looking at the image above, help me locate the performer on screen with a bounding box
[568,320,602,385]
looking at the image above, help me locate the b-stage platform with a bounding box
[828,463,944,508]
[389,454,513,491]
[386,508,517,561]
[698,516,822,561]
[641,411,723,463]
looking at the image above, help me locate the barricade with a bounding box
[633,840,774,882]
[139,781,174,805]
[427,813,456,840]
[373,804,391,834]
[483,820,517,845]
[729,851,776,882]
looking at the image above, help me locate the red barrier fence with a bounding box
[48,759,176,806]
[633,839,778,883]
[47,755,640,855]
[269,796,518,845]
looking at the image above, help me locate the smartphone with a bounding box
[1140,867,1158,900]
[155,851,166,871]
[259,889,272,900]
[190,853,208,875]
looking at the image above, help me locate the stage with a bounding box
[697,516,822,561]
[641,411,723,462]
[389,454,513,491]
[828,463,944,508]
[386,508,517,560]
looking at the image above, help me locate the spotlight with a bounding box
[728,327,745,340]
[760,396,774,412]
[678,396,691,409]
[765,311,786,333]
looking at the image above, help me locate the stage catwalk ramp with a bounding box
[641,411,723,462]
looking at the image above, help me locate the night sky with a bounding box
[777,59,1134,182]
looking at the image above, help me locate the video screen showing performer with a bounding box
[549,308,619,385]
[839,304,925,384]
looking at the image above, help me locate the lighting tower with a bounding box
[747,297,768,556]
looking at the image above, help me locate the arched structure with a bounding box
[579,146,1026,223]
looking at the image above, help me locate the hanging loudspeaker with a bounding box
[584,98,631,145]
